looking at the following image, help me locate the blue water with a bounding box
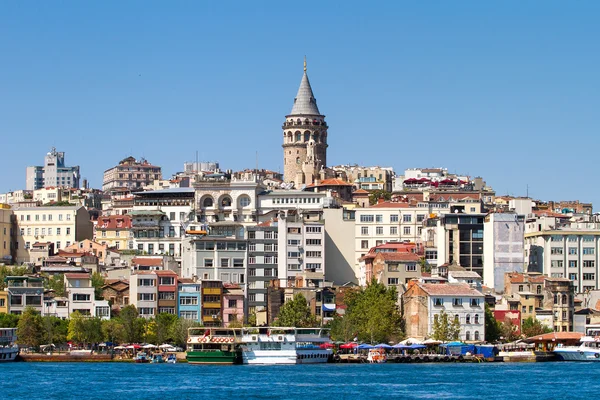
[0,362,596,399]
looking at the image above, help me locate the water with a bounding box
[0,362,596,399]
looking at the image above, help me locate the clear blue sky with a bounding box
[1,1,598,207]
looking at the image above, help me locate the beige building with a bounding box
[13,206,93,263]
[102,156,162,191]
[0,204,13,262]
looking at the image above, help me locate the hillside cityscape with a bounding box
[0,61,598,348]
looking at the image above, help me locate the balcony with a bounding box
[203,288,221,295]
[203,302,221,308]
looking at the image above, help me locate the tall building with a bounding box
[102,156,162,191]
[282,59,329,187]
[26,147,80,190]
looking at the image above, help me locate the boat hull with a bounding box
[243,349,331,365]
[186,350,242,365]
[0,347,19,362]
[554,349,600,361]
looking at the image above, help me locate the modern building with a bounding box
[483,212,525,292]
[201,280,223,327]
[178,278,201,322]
[155,270,178,315]
[282,59,329,187]
[26,147,80,190]
[246,221,279,318]
[402,281,485,342]
[4,276,44,315]
[129,271,157,319]
[64,273,110,319]
[322,207,357,286]
[13,206,94,264]
[102,156,162,191]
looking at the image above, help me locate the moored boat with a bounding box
[151,354,165,363]
[554,336,600,361]
[240,327,332,365]
[186,327,243,365]
[135,352,150,363]
[0,328,19,362]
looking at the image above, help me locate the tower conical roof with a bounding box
[290,68,321,116]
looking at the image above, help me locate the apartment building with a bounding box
[223,284,245,326]
[155,270,178,315]
[201,280,223,327]
[95,214,132,250]
[178,278,201,322]
[102,156,162,191]
[26,147,80,190]
[0,204,13,262]
[5,276,44,315]
[246,222,279,317]
[129,272,157,319]
[64,273,110,319]
[13,206,93,263]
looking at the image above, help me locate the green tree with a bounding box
[154,313,178,344]
[91,272,105,300]
[521,317,552,338]
[172,318,201,348]
[17,306,43,349]
[500,317,520,342]
[430,310,461,341]
[274,293,318,328]
[342,281,403,344]
[102,319,124,344]
[368,190,392,206]
[228,315,243,329]
[41,315,68,345]
[46,274,66,297]
[0,313,20,328]
[419,257,431,274]
[329,314,355,343]
[119,305,145,343]
[0,265,31,290]
[484,304,502,342]
[67,311,86,344]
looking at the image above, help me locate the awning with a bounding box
[322,303,336,312]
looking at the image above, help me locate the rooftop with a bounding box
[418,283,484,297]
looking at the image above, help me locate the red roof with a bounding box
[418,283,483,297]
[97,214,133,229]
[64,273,91,279]
[132,257,163,267]
[306,179,354,188]
[155,270,177,276]
[525,332,583,341]
[353,189,370,195]
[378,252,420,262]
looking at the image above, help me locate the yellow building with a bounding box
[0,290,8,314]
[13,205,93,264]
[0,204,13,262]
[95,214,132,250]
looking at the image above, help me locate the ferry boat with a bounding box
[0,328,19,362]
[186,327,243,364]
[554,336,600,361]
[240,327,332,365]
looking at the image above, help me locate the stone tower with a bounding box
[282,58,328,187]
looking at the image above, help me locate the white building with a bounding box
[483,212,525,292]
[26,147,80,190]
[64,273,110,320]
[129,272,157,319]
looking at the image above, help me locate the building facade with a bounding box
[26,147,80,190]
[102,156,162,191]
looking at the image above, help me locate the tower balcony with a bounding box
[282,123,328,130]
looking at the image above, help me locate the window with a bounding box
[375,215,383,223]
[66,214,71,221]
[287,264,300,270]
[361,240,369,249]
[138,293,155,301]
[583,236,594,242]
[288,251,300,258]
[72,294,91,302]
[569,260,577,268]
[159,277,175,286]
[584,260,595,268]
[204,259,214,267]
[306,239,321,246]
[287,239,301,245]
[568,236,577,242]
[583,248,595,255]
[220,258,230,268]
[568,247,577,255]
[138,279,155,286]
[180,310,198,320]
[405,264,417,272]
[470,299,480,307]
[434,298,444,306]
[56,227,61,235]
[474,331,480,341]
[360,215,374,223]
[306,226,322,233]
[403,226,411,235]
[390,226,398,235]
[403,214,412,223]
[376,227,384,235]
[306,251,322,258]
[417,214,425,222]
[388,278,399,285]
[264,269,273,277]
[361,227,369,235]
[583,273,596,281]
[388,264,399,272]
[465,331,471,341]
[518,285,523,292]
[306,263,321,269]
[551,235,563,242]
[139,308,155,316]
[569,273,578,281]
[248,257,256,264]
[228,299,238,308]
[474,314,480,324]
[390,215,399,223]
[551,260,564,268]
[239,196,251,207]
[453,298,463,306]
[233,258,244,268]
[550,247,563,255]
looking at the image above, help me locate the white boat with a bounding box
[554,336,600,361]
[240,327,332,365]
[0,328,19,362]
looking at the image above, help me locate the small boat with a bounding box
[166,353,177,364]
[554,336,600,361]
[135,352,150,363]
[367,348,387,363]
[0,328,19,362]
[151,354,165,363]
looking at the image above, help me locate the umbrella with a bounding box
[423,339,443,345]
[339,342,358,349]
[159,344,174,349]
[126,344,141,349]
[400,337,423,345]
[409,344,427,350]
[114,346,125,350]
[357,344,375,350]
[374,343,392,349]
[319,343,335,349]
[143,344,157,349]
[446,341,466,347]
[392,344,410,349]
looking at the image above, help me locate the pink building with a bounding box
[222,284,245,327]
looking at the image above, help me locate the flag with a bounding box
[202,329,210,338]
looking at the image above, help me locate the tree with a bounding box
[368,190,392,206]
[91,272,105,300]
[0,313,20,328]
[274,293,318,328]
[172,318,201,348]
[0,265,31,290]
[228,315,243,329]
[419,257,431,274]
[118,305,145,343]
[17,306,43,349]
[68,312,103,347]
[41,315,68,345]
[102,319,124,344]
[431,310,461,341]
[46,274,66,297]
[500,317,520,342]
[521,317,552,338]
[484,304,502,342]
[339,281,403,344]
[328,314,355,342]
[67,311,86,344]
[154,313,178,344]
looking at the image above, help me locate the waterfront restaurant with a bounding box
[523,332,583,352]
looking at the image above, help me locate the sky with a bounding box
[1,1,598,207]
